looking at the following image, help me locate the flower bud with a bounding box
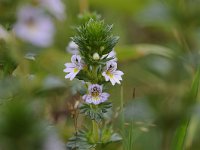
[93,52,100,60]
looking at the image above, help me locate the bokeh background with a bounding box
[1,0,200,150]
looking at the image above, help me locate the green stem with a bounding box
[79,0,89,13]
[92,120,99,143]
[89,104,99,143]
[91,65,99,83]
[182,69,200,149]
[120,86,124,132]
[173,68,200,150]
[120,86,127,150]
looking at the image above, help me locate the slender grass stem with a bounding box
[120,86,124,133]
[173,68,200,150]
[79,0,89,13]
[182,68,200,149]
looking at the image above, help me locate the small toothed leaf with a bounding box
[79,102,112,123]
[66,130,95,150]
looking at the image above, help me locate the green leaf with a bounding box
[101,126,122,144]
[172,68,200,150]
[66,130,95,150]
[0,40,17,76]
[79,102,112,123]
[173,122,190,150]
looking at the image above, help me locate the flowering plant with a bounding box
[64,16,123,149]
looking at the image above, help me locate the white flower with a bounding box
[66,41,79,55]
[107,50,117,61]
[101,49,117,62]
[14,5,55,47]
[82,84,110,105]
[40,0,66,20]
[102,61,124,85]
[63,55,84,80]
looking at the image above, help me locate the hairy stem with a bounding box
[92,120,99,143]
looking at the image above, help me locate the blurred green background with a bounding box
[1,0,200,149]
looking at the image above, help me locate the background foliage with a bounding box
[1,0,200,150]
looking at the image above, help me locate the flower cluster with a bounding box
[14,0,66,47]
[14,5,55,47]
[63,19,124,105]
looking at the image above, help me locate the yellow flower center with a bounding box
[92,93,100,101]
[91,86,101,101]
[106,71,113,78]
[73,68,79,73]
[92,91,99,97]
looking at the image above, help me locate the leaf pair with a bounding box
[79,102,112,123]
